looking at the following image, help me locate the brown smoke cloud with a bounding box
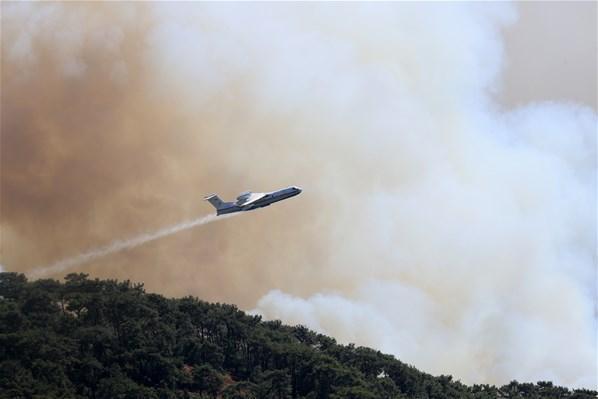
[1,2,327,305]
[1,2,596,388]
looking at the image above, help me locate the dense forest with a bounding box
[0,273,594,399]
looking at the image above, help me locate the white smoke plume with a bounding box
[3,2,596,389]
[29,213,235,278]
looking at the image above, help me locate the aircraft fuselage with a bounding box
[205,186,302,215]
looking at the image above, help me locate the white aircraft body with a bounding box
[205,186,302,215]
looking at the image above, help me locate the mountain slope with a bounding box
[0,273,594,399]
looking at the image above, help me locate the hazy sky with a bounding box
[500,2,596,110]
[1,1,596,388]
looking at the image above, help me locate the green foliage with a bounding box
[0,272,594,399]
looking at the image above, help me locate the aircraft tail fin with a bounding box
[204,194,228,210]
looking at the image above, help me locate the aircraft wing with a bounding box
[241,192,268,205]
[236,192,269,206]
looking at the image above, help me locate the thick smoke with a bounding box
[1,2,596,388]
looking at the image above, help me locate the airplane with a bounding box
[205,186,302,215]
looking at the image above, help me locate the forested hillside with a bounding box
[0,273,594,399]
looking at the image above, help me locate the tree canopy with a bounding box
[0,272,594,399]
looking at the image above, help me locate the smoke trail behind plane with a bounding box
[29,213,234,278]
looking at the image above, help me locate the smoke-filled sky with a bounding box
[1,1,596,388]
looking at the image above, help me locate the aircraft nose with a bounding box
[295,186,302,193]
